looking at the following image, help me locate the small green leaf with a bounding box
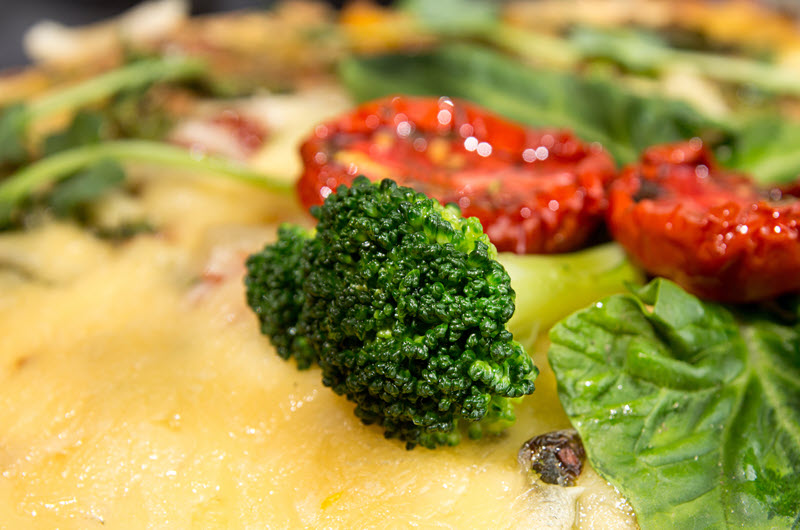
[0,199,16,229]
[47,159,125,218]
[93,220,156,242]
[42,111,109,156]
[549,278,800,529]
[0,139,291,232]
[0,103,31,166]
[106,88,173,141]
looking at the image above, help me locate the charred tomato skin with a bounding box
[298,96,616,254]
[607,140,800,303]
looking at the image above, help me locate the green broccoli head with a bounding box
[245,177,538,448]
[245,224,320,369]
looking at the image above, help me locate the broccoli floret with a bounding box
[245,177,538,449]
[245,224,320,369]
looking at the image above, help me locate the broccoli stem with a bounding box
[0,140,293,209]
[27,56,206,121]
[499,243,642,347]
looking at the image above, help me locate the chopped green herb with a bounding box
[0,140,292,229]
[46,159,125,219]
[0,56,205,167]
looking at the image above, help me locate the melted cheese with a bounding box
[0,215,636,529]
[0,91,637,529]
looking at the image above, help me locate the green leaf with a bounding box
[549,278,800,528]
[0,200,15,229]
[42,111,109,156]
[93,220,156,242]
[46,159,125,218]
[105,87,174,141]
[339,44,726,164]
[0,104,31,166]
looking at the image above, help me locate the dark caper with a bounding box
[518,429,586,487]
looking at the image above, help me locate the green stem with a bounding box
[489,22,800,98]
[500,242,642,346]
[566,26,800,97]
[668,49,800,96]
[0,140,293,208]
[27,56,206,120]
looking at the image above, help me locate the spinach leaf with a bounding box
[339,44,726,164]
[549,278,800,528]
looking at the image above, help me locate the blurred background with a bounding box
[0,0,293,69]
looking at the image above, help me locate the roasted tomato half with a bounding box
[298,96,616,254]
[607,140,800,303]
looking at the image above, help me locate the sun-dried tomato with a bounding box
[607,140,800,302]
[297,96,616,254]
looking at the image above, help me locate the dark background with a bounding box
[0,0,343,69]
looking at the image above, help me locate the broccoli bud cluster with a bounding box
[245,177,537,448]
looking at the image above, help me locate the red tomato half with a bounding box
[607,140,800,303]
[298,96,616,254]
